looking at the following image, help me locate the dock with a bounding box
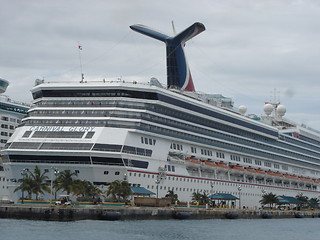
[0,204,319,221]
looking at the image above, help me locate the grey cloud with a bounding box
[0,0,319,130]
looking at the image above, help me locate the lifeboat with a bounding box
[263,171,282,178]
[283,174,300,180]
[255,169,266,175]
[203,161,216,167]
[185,157,201,165]
[244,168,257,174]
[215,162,229,169]
[230,165,245,171]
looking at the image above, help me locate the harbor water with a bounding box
[1,218,320,240]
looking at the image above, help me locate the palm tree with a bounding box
[84,181,102,200]
[106,180,119,201]
[200,192,210,205]
[73,180,102,201]
[72,179,87,199]
[260,192,278,208]
[118,180,131,201]
[192,191,203,205]
[296,193,308,209]
[165,189,179,204]
[192,192,210,205]
[14,166,50,200]
[296,193,308,202]
[54,169,78,195]
[28,166,50,199]
[309,198,319,209]
[14,175,34,200]
[106,180,131,202]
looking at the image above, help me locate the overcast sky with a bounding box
[0,0,319,130]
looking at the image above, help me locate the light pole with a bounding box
[155,179,160,198]
[50,167,59,205]
[238,185,242,209]
[210,182,214,208]
[210,182,214,195]
[20,168,28,204]
[261,189,266,209]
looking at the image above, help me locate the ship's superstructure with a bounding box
[1,23,320,207]
[0,78,30,202]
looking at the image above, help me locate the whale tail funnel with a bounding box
[130,22,205,91]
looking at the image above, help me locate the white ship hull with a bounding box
[2,81,320,208]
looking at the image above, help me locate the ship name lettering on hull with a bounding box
[29,126,95,132]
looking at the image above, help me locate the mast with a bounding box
[78,42,84,82]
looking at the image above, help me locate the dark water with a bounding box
[1,218,319,240]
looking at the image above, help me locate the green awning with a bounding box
[277,195,305,204]
[130,187,155,195]
[209,193,239,200]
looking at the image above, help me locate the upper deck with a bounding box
[30,79,279,139]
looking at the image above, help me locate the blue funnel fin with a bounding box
[129,24,168,43]
[174,22,205,45]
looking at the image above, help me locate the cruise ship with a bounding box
[0,78,30,202]
[2,23,320,208]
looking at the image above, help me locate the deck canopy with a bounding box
[277,195,305,204]
[308,199,319,204]
[130,187,155,196]
[209,193,239,200]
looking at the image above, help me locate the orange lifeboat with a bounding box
[284,174,300,180]
[185,157,201,164]
[230,165,245,171]
[203,161,216,167]
[245,168,257,174]
[255,169,266,175]
[216,162,229,169]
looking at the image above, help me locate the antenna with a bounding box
[171,21,176,35]
[78,42,84,82]
[270,88,280,104]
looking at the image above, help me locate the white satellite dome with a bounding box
[263,103,274,116]
[276,104,286,117]
[238,105,247,115]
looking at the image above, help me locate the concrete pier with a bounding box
[0,204,319,221]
